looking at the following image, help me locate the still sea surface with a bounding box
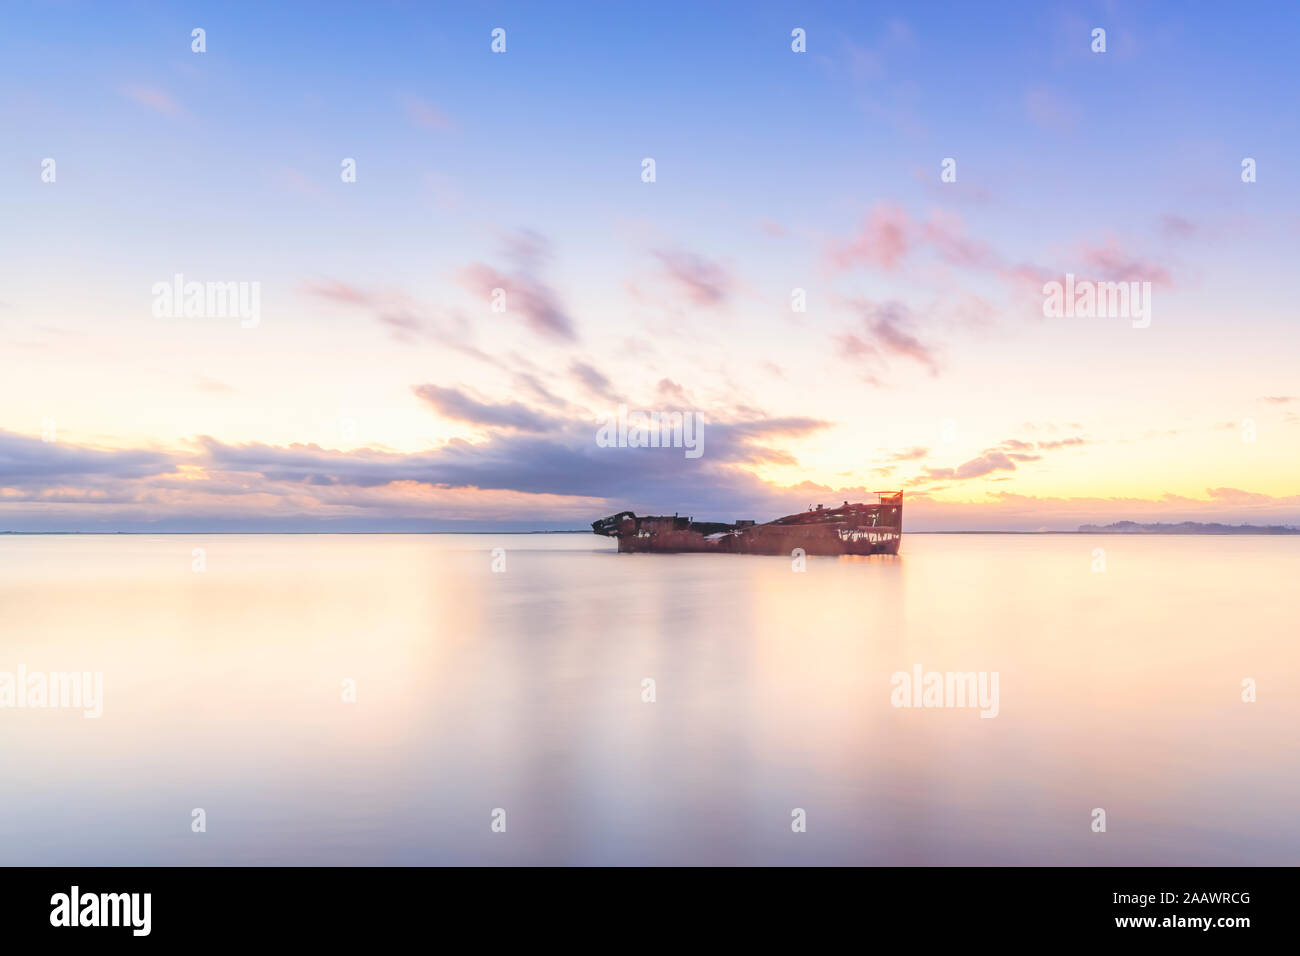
[1,533,1296,865]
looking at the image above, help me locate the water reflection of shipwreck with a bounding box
[592,492,902,556]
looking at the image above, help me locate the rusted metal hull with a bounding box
[592,493,902,556]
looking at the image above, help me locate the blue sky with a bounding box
[1,1,1298,530]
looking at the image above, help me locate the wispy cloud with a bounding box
[1023,86,1078,132]
[412,384,556,432]
[826,203,910,273]
[655,378,694,405]
[402,94,454,131]
[120,84,184,117]
[1158,214,1199,239]
[1035,436,1088,451]
[458,231,577,341]
[924,451,1018,481]
[1079,239,1174,287]
[885,446,928,462]
[654,249,732,306]
[568,361,621,403]
[302,280,372,306]
[196,376,235,394]
[837,299,940,377]
[908,434,1090,486]
[301,278,494,356]
[377,311,429,343]
[920,210,1000,270]
[273,168,326,197]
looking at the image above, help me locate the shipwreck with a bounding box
[592,492,902,556]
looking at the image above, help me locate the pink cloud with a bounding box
[121,85,183,117]
[1159,214,1199,239]
[920,210,999,270]
[302,280,372,306]
[826,203,910,272]
[1079,239,1174,288]
[274,168,326,197]
[924,451,1018,481]
[836,299,940,377]
[457,257,577,342]
[403,95,454,131]
[1023,87,1078,132]
[654,249,732,306]
[656,378,693,404]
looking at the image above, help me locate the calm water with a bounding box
[0,533,1296,865]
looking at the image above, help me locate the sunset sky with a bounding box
[2,1,1297,531]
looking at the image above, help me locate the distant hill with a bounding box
[1078,521,1300,534]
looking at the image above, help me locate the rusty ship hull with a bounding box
[592,493,902,556]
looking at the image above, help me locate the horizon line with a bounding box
[4,529,1299,537]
